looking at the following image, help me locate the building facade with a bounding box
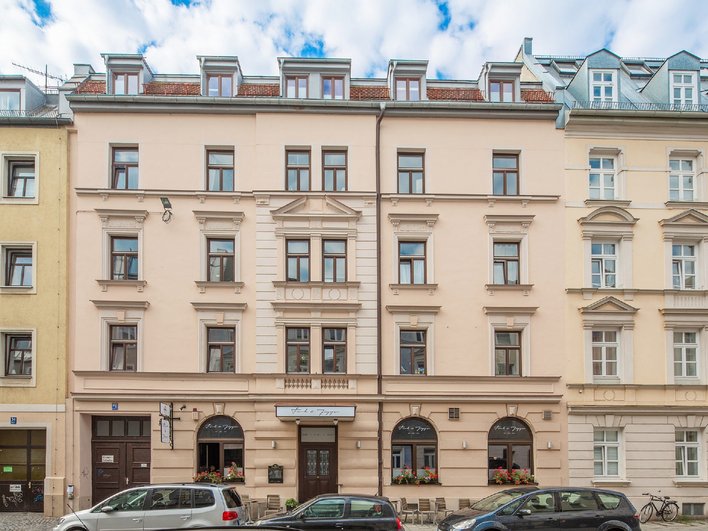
[63,50,566,511]
[521,39,708,510]
[0,76,71,515]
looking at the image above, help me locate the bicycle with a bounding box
[639,492,679,523]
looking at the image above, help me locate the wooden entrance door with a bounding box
[91,416,150,504]
[298,426,337,502]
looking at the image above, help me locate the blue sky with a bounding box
[2,0,708,85]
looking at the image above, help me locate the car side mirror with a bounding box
[101,506,115,513]
[517,509,531,517]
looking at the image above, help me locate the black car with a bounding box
[437,487,641,531]
[254,493,401,531]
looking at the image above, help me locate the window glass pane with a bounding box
[288,152,309,165]
[412,172,423,193]
[324,153,346,166]
[399,155,423,168]
[398,173,409,193]
[0,91,20,111]
[114,150,139,163]
[400,242,424,256]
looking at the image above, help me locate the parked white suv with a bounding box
[53,483,247,530]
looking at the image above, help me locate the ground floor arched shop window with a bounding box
[488,417,534,483]
[391,417,438,484]
[196,416,244,482]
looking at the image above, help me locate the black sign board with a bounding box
[392,418,436,442]
[197,416,244,440]
[489,418,532,441]
[268,464,284,484]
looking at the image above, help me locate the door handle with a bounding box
[125,477,129,485]
[132,518,142,522]
[180,515,191,520]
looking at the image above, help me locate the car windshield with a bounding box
[471,490,529,512]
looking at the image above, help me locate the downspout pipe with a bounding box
[375,101,386,495]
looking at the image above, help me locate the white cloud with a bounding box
[0,0,706,87]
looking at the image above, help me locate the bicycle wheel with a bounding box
[639,503,654,523]
[661,502,679,522]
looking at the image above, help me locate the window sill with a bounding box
[584,199,631,207]
[591,479,631,487]
[592,378,621,384]
[195,280,244,294]
[0,376,36,387]
[666,201,708,209]
[485,283,533,295]
[390,283,437,295]
[274,281,361,288]
[673,479,708,487]
[97,279,147,292]
[0,197,38,205]
[0,285,35,294]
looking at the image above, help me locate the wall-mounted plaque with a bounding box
[268,464,283,484]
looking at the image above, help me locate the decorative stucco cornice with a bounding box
[190,302,247,312]
[95,208,149,226]
[580,296,638,314]
[91,300,150,309]
[386,305,441,314]
[388,213,439,228]
[483,306,538,315]
[192,210,244,227]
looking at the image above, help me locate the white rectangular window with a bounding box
[590,70,616,103]
[591,242,617,288]
[594,429,620,477]
[671,72,697,106]
[592,330,618,377]
[674,331,698,378]
[676,430,700,477]
[672,244,696,289]
[1,244,34,290]
[669,159,695,201]
[589,157,615,199]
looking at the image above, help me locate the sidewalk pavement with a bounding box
[2,512,708,530]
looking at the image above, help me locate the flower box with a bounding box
[392,466,439,485]
[491,467,535,485]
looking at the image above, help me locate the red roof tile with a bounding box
[520,89,555,103]
[238,83,280,97]
[75,80,106,94]
[350,86,390,100]
[144,82,200,95]
[427,87,484,101]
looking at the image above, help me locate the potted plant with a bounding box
[492,467,535,485]
[285,498,298,511]
[224,464,245,483]
[193,470,223,484]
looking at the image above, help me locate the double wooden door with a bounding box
[298,439,337,502]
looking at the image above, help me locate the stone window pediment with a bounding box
[271,196,361,224]
[579,206,637,230]
[660,209,708,237]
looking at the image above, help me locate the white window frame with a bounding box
[661,218,707,292]
[669,158,696,202]
[663,311,708,384]
[671,71,698,107]
[673,330,700,381]
[675,429,701,478]
[0,241,37,294]
[588,156,616,200]
[590,70,617,103]
[579,206,636,292]
[193,303,245,373]
[672,243,697,290]
[484,307,535,377]
[0,152,39,204]
[0,329,37,387]
[591,329,620,379]
[593,428,621,478]
[591,241,618,289]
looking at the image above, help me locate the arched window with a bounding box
[488,417,533,481]
[197,416,244,481]
[391,418,438,484]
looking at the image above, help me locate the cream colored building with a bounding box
[522,40,708,511]
[0,77,70,515]
[63,52,565,511]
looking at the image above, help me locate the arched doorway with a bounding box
[391,417,438,483]
[196,416,244,480]
[487,417,533,482]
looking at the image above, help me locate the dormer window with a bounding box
[0,90,20,111]
[113,73,139,95]
[322,77,344,100]
[489,80,514,102]
[286,76,308,98]
[590,70,616,103]
[395,78,420,101]
[671,72,697,106]
[206,74,232,97]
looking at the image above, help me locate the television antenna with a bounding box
[11,62,64,91]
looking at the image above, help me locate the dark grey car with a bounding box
[437,487,641,531]
[255,493,401,531]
